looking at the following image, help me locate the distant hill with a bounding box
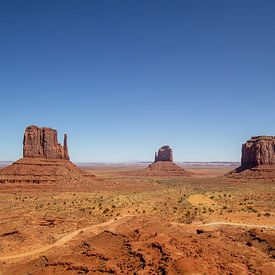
[0,161,13,167]
[75,161,240,168]
[0,161,240,168]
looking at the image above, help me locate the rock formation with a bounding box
[120,145,192,176]
[23,126,69,160]
[154,146,173,162]
[146,161,192,176]
[228,136,275,179]
[0,125,95,184]
[145,145,192,176]
[241,136,275,169]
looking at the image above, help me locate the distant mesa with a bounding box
[119,145,192,177]
[228,136,275,179]
[146,145,192,176]
[0,125,95,184]
[154,145,173,162]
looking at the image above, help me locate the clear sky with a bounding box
[0,0,274,162]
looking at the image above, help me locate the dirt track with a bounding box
[171,221,275,229]
[200,221,275,229]
[0,215,274,261]
[0,215,132,261]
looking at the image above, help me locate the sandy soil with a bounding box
[0,164,274,274]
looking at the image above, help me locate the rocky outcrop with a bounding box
[241,136,275,169]
[23,126,69,160]
[154,146,173,162]
[0,125,97,184]
[121,145,192,176]
[227,136,275,179]
[140,145,192,176]
[63,134,69,160]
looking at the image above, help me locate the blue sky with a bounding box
[0,0,274,162]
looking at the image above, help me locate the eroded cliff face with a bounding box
[227,136,275,179]
[0,125,99,184]
[155,146,173,162]
[241,136,275,169]
[23,126,69,160]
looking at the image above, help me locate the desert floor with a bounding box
[0,164,274,274]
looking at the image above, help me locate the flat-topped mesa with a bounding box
[155,145,173,162]
[227,135,275,179]
[241,136,275,170]
[23,125,70,160]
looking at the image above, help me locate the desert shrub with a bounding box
[264,212,271,217]
[177,197,185,203]
[102,208,110,214]
[247,206,257,213]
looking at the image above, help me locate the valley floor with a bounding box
[0,165,274,274]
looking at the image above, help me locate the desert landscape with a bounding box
[1,2,274,274]
[0,127,274,275]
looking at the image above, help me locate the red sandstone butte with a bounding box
[146,145,192,176]
[228,136,275,179]
[241,136,275,169]
[154,145,173,162]
[0,125,96,184]
[23,125,69,160]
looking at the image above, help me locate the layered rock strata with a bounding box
[0,125,95,184]
[228,136,275,179]
[23,125,69,160]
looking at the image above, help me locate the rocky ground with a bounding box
[0,165,274,274]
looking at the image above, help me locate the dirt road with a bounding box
[0,215,132,261]
[172,221,275,229]
[0,216,274,261]
[200,221,275,229]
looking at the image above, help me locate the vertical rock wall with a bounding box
[23,125,70,160]
[241,136,275,169]
[155,145,173,162]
